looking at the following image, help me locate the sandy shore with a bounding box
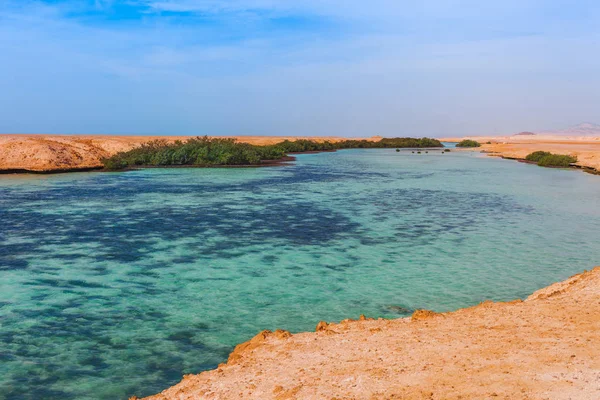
[0,134,354,172]
[3,133,600,173]
[137,267,600,400]
[445,135,600,172]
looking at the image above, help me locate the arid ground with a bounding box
[445,135,600,171]
[139,267,600,400]
[2,133,600,173]
[0,134,352,172]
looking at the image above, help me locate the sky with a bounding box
[0,0,598,136]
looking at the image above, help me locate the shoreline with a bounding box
[445,135,600,174]
[137,267,600,399]
[110,156,299,172]
[3,148,599,175]
[0,166,105,175]
[2,133,600,174]
[480,152,600,175]
[0,146,443,174]
[0,134,369,174]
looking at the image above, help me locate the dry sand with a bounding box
[138,267,600,400]
[0,134,353,172]
[445,135,600,171]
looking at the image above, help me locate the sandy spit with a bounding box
[444,135,600,171]
[137,267,600,400]
[0,134,362,172]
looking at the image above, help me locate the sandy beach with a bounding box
[138,267,600,400]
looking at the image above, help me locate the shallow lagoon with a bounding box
[1,149,600,399]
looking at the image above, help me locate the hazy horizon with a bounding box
[2,121,600,139]
[0,1,599,136]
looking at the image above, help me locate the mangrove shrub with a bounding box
[456,139,481,148]
[526,151,577,167]
[102,136,444,170]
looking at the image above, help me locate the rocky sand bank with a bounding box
[137,267,600,400]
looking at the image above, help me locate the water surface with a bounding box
[1,149,600,399]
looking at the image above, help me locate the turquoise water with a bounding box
[1,149,600,399]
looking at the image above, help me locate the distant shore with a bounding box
[0,135,441,173]
[3,133,600,173]
[0,134,370,173]
[444,135,600,174]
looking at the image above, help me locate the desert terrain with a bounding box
[0,135,350,172]
[138,267,600,400]
[2,132,600,173]
[445,135,600,172]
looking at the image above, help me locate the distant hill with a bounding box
[514,131,536,136]
[537,122,600,137]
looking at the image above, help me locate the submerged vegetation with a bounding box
[456,139,481,148]
[102,137,443,170]
[525,151,577,167]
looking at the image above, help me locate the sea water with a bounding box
[1,149,600,399]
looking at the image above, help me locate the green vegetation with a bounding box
[538,154,577,167]
[525,151,577,167]
[102,137,286,170]
[102,136,443,170]
[456,139,481,148]
[525,151,552,163]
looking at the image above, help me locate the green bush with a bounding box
[538,154,576,167]
[525,151,552,163]
[456,139,481,148]
[102,136,444,170]
[525,151,577,167]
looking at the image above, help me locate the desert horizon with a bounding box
[3,122,600,173]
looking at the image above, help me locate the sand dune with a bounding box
[138,267,600,400]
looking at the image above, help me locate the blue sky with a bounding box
[0,0,598,136]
